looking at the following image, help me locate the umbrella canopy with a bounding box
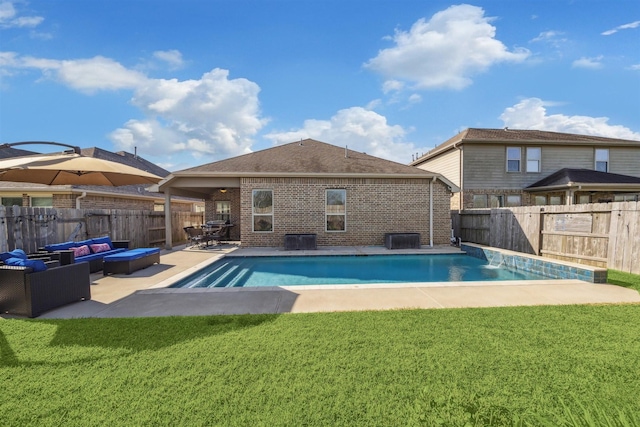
[0,152,163,186]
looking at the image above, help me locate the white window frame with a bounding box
[326,189,346,232]
[595,149,609,172]
[506,147,521,172]
[215,200,231,222]
[526,147,541,173]
[252,189,273,232]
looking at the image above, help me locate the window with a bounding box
[473,194,504,208]
[549,195,564,205]
[526,147,541,172]
[215,201,231,222]
[326,189,346,231]
[576,194,591,204]
[595,149,609,172]
[614,193,639,202]
[506,147,521,172]
[489,195,504,208]
[472,194,487,208]
[252,189,273,232]
[506,195,521,207]
[534,195,547,206]
[1,197,23,207]
[31,197,53,207]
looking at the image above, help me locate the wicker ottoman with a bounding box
[103,248,161,276]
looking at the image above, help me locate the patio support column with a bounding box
[164,189,173,250]
[429,177,435,247]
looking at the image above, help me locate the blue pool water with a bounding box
[170,254,549,288]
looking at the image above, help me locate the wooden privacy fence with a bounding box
[452,201,640,274]
[0,206,204,253]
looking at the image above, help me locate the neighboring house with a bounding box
[410,128,640,209]
[0,146,203,212]
[154,139,457,248]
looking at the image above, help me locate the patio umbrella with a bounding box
[0,152,163,186]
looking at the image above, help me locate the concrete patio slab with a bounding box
[5,243,638,319]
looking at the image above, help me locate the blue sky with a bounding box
[1,0,639,171]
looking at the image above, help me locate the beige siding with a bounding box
[415,148,461,187]
[463,144,640,189]
[610,147,640,177]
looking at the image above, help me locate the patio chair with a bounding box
[186,227,208,248]
[207,224,232,245]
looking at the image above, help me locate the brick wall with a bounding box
[206,188,241,240]
[238,177,451,248]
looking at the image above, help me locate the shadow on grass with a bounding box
[47,314,279,351]
[1,314,279,367]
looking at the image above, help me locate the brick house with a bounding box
[411,128,640,209]
[155,139,457,248]
[0,146,202,212]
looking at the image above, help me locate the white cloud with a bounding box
[365,4,530,91]
[57,56,148,92]
[153,50,185,69]
[0,52,267,160]
[408,93,422,104]
[264,106,418,163]
[1,53,146,92]
[0,1,43,28]
[500,98,640,141]
[382,79,404,93]
[530,30,568,49]
[111,68,266,159]
[601,20,640,36]
[630,64,640,71]
[572,56,604,69]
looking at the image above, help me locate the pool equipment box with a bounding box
[284,234,317,250]
[385,233,421,249]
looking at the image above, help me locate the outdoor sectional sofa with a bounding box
[0,250,91,318]
[41,236,131,273]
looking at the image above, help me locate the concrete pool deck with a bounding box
[14,243,640,319]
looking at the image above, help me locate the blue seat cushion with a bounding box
[103,248,160,262]
[5,257,48,272]
[75,248,127,262]
[0,249,28,261]
[44,241,76,252]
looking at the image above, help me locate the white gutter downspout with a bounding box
[430,176,436,247]
[75,191,87,209]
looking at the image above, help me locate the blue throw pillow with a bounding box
[5,257,48,272]
[0,249,28,261]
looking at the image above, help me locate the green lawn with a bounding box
[2,304,640,426]
[607,269,640,292]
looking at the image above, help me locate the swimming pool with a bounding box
[169,254,549,288]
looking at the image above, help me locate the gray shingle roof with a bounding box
[413,128,640,165]
[527,168,640,189]
[179,139,432,176]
